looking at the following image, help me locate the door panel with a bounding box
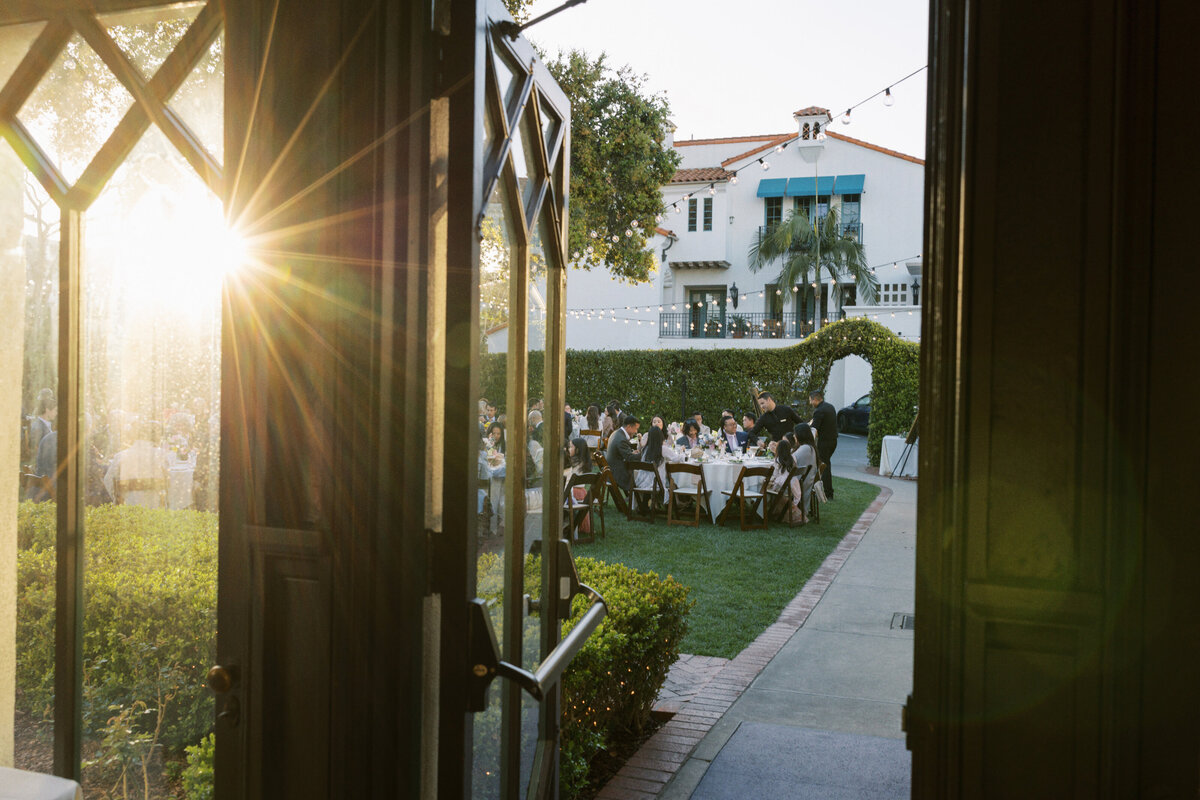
[466,7,578,798]
[914,0,1200,797]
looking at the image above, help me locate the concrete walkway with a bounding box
[597,448,916,799]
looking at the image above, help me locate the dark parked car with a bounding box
[837,394,870,433]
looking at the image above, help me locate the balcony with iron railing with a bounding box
[658,312,816,340]
[757,219,863,244]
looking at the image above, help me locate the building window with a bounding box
[880,282,910,305]
[688,198,697,232]
[795,195,831,223]
[839,193,862,241]
[702,197,713,231]
[764,196,782,228]
[688,287,726,338]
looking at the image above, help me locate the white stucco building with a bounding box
[559,106,925,408]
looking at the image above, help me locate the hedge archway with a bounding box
[786,317,920,466]
[481,317,919,467]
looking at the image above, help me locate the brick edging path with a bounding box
[595,486,895,800]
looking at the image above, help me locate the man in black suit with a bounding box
[604,415,641,493]
[809,390,839,499]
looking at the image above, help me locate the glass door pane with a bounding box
[4,136,59,774]
[79,118,226,798]
[474,176,517,800]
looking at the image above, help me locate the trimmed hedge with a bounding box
[481,317,919,465]
[473,552,693,798]
[17,502,217,757]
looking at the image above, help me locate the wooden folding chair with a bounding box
[21,472,55,502]
[592,450,609,473]
[604,466,631,516]
[581,429,602,452]
[809,460,825,524]
[665,462,710,527]
[716,465,773,530]
[627,461,665,523]
[562,472,600,543]
[765,465,810,522]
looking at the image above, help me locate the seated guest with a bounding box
[719,415,749,453]
[691,411,710,437]
[720,409,743,431]
[742,412,759,444]
[634,425,683,504]
[676,419,701,449]
[766,437,813,526]
[583,405,602,448]
[485,421,506,453]
[604,415,641,492]
[527,409,544,444]
[563,436,593,483]
[651,415,665,430]
[600,402,620,441]
[791,424,820,481]
[103,421,169,509]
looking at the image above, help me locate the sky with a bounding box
[523,0,930,160]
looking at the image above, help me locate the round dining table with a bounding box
[666,449,774,523]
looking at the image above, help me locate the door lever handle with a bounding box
[466,540,606,711]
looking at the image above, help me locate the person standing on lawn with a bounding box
[750,393,804,443]
[809,390,839,500]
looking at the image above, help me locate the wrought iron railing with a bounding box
[757,219,863,243]
[658,312,816,339]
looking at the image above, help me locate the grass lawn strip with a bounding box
[574,477,881,659]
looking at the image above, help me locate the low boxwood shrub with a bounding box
[473,552,693,798]
[17,501,217,755]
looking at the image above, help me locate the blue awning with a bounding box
[786,176,835,197]
[756,178,788,198]
[834,173,866,194]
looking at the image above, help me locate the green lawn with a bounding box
[573,477,881,659]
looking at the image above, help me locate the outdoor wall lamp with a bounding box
[729,283,739,309]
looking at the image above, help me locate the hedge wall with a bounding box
[481,317,919,465]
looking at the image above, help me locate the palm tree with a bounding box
[748,206,878,328]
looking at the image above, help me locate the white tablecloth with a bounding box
[880,435,918,477]
[668,453,773,522]
[0,767,82,800]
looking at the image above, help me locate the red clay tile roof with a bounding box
[721,134,796,167]
[673,133,787,147]
[669,167,734,183]
[826,131,924,165]
[793,106,832,118]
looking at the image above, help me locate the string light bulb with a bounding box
[708,184,717,195]
[730,174,739,185]
[842,109,851,125]
[759,158,770,171]
[883,87,895,106]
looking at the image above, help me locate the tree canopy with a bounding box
[749,206,880,306]
[543,50,680,283]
